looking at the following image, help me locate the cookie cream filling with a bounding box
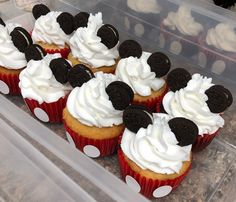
[163,5,203,36]
[163,74,224,135]
[115,51,165,96]
[69,12,119,68]
[121,113,191,174]
[67,72,123,127]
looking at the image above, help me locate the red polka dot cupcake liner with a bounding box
[24,96,68,123]
[0,71,21,95]
[64,122,120,158]
[133,85,168,112]
[192,129,220,152]
[118,149,191,199]
[44,47,71,59]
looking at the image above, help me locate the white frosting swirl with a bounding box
[206,23,236,52]
[163,6,203,36]
[69,12,119,68]
[121,113,191,174]
[32,11,71,48]
[127,0,161,14]
[19,54,71,104]
[67,72,122,127]
[0,24,27,69]
[115,52,165,96]
[163,74,224,135]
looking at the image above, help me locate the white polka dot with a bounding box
[211,60,226,75]
[153,185,172,198]
[34,107,49,122]
[124,17,130,30]
[134,23,145,37]
[170,41,182,55]
[0,80,10,94]
[159,33,165,48]
[83,145,100,158]
[198,52,207,68]
[125,175,141,193]
[66,132,76,147]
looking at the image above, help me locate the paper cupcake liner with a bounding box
[44,47,71,59]
[192,129,220,152]
[64,122,120,158]
[0,71,21,95]
[133,85,168,112]
[24,96,67,123]
[118,149,191,199]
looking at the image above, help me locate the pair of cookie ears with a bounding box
[32,4,119,49]
[118,40,171,78]
[213,0,235,8]
[123,104,199,147]
[0,18,33,53]
[167,68,233,113]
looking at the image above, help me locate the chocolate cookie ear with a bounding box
[68,64,94,87]
[123,104,153,133]
[57,12,74,35]
[168,117,198,146]
[118,40,142,59]
[32,4,50,20]
[206,85,233,113]
[10,27,33,53]
[74,12,89,29]
[167,68,191,92]
[50,58,72,84]
[147,52,171,78]
[24,44,46,62]
[97,24,119,49]
[106,81,134,110]
[0,18,5,27]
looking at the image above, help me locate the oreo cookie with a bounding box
[25,44,46,62]
[106,81,134,110]
[167,68,191,92]
[32,4,50,20]
[74,12,89,29]
[206,85,232,113]
[123,104,153,133]
[147,52,171,78]
[10,27,33,53]
[97,24,119,49]
[68,64,94,87]
[168,117,198,146]
[118,40,142,58]
[213,0,235,8]
[50,58,72,84]
[57,12,75,35]
[0,18,5,27]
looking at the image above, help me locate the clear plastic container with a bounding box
[0,0,236,201]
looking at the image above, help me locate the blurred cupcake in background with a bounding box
[118,106,198,198]
[0,18,32,95]
[63,71,134,158]
[19,44,72,123]
[31,4,75,58]
[115,40,170,112]
[162,68,233,151]
[68,12,120,74]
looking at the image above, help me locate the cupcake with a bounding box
[68,12,119,74]
[19,45,72,123]
[198,23,236,75]
[161,5,203,57]
[31,4,75,58]
[115,40,170,112]
[0,18,32,95]
[162,68,233,151]
[63,71,134,158]
[118,105,198,198]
